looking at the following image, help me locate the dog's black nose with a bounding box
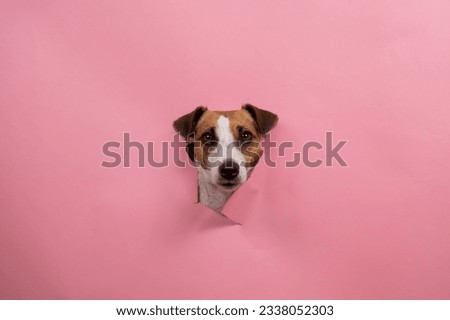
[219,160,239,180]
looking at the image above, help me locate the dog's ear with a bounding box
[242,104,278,135]
[173,106,207,139]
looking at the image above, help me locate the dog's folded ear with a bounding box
[173,106,207,139]
[242,104,278,136]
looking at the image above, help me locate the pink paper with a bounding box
[1,0,449,299]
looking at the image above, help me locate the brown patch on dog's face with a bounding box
[192,110,219,169]
[226,110,263,169]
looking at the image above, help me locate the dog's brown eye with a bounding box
[240,131,253,141]
[202,132,213,141]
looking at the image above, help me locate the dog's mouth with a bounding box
[218,181,240,190]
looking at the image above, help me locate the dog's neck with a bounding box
[197,170,235,213]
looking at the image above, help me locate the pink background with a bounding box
[1,0,450,299]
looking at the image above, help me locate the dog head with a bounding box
[173,104,278,191]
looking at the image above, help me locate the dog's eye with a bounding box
[201,132,214,141]
[240,131,253,141]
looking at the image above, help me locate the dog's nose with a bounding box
[219,160,239,180]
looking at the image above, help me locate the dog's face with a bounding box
[173,104,278,190]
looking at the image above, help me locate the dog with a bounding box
[173,104,278,214]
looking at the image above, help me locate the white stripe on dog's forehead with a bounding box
[216,115,234,144]
[215,115,246,167]
[213,115,247,181]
